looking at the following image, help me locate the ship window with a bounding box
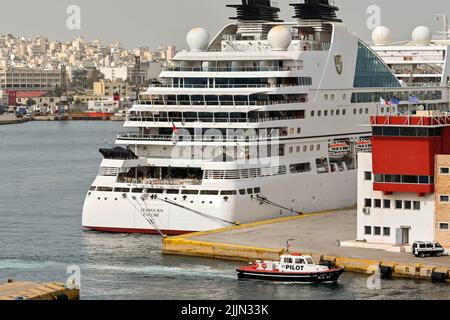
[147,189,164,194]
[182,190,199,195]
[290,163,311,174]
[364,199,372,207]
[364,171,372,181]
[353,109,357,115]
[383,200,391,209]
[221,190,237,195]
[239,189,246,195]
[353,41,401,88]
[200,190,219,195]
[318,110,322,117]
[336,110,340,116]
[254,187,261,194]
[324,110,328,116]
[131,188,144,193]
[166,189,180,194]
[311,111,315,117]
[395,200,403,209]
[114,188,130,193]
[303,146,307,152]
[342,109,346,115]
[413,201,421,210]
[374,227,381,236]
[97,187,113,192]
[374,199,382,208]
[296,146,301,153]
[404,201,412,210]
[90,186,96,191]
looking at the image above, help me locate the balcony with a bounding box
[162,66,303,72]
[373,183,434,195]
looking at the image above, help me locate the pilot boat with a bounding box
[236,253,344,283]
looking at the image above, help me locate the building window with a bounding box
[440,195,450,203]
[364,171,372,181]
[413,201,421,211]
[395,200,403,209]
[440,167,450,175]
[374,199,382,208]
[440,223,449,230]
[364,199,372,208]
[404,201,412,210]
[365,226,372,235]
[374,227,381,236]
[383,199,391,209]
[383,227,391,236]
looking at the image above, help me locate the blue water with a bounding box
[0,121,449,300]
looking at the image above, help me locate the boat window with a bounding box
[306,258,314,265]
[284,258,293,264]
[114,188,130,193]
[221,190,237,195]
[181,190,199,195]
[97,187,113,192]
[295,258,306,264]
[166,189,180,194]
[200,190,219,195]
[90,186,97,191]
[147,189,164,194]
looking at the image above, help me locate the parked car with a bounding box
[411,241,446,258]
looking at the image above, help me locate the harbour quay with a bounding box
[0,281,79,301]
[163,209,450,282]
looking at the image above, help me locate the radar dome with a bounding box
[267,26,292,51]
[186,27,210,52]
[412,26,431,45]
[372,26,391,45]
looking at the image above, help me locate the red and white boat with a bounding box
[236,253,344,283]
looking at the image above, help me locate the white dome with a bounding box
[412,26,431,45]
[267,26,292,51]
[186,27,210,52]
[372,26,391,45]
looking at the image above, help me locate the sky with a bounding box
[1,0,449,49]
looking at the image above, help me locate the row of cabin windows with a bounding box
[365,226,391,237]
[374,174,435,185]
[92,186,261,196]
[310,107,371,118]
[288,144,321,154]
[364,198,421,211]
[324,93,347,101]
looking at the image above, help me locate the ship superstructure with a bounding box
[82,0,450,235]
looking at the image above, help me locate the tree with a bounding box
[86,68,104,88]
[71,69,88,89]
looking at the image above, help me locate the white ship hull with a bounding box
[82,170,356,234]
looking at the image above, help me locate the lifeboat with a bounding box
[236,253,344,283]
[355,138,372,153]
[328,141,350,159]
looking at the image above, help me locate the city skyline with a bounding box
[0,0,449,49]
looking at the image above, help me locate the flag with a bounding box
[409,95,420,104]
[380,97,389,105]
[172,122,177,133]
[390,97,400,105]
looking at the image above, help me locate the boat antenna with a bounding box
[286,239,295,253]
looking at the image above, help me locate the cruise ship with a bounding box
[82,0,450,235]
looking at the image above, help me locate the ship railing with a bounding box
[117,177,202,186]
[161,66,303,72]
[135,99,306,107]
[149,83,309,89]
[126,116,301,124]
[117,132,281,142]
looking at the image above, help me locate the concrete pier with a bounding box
[0,281,79,300]
[163,209,450,282]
